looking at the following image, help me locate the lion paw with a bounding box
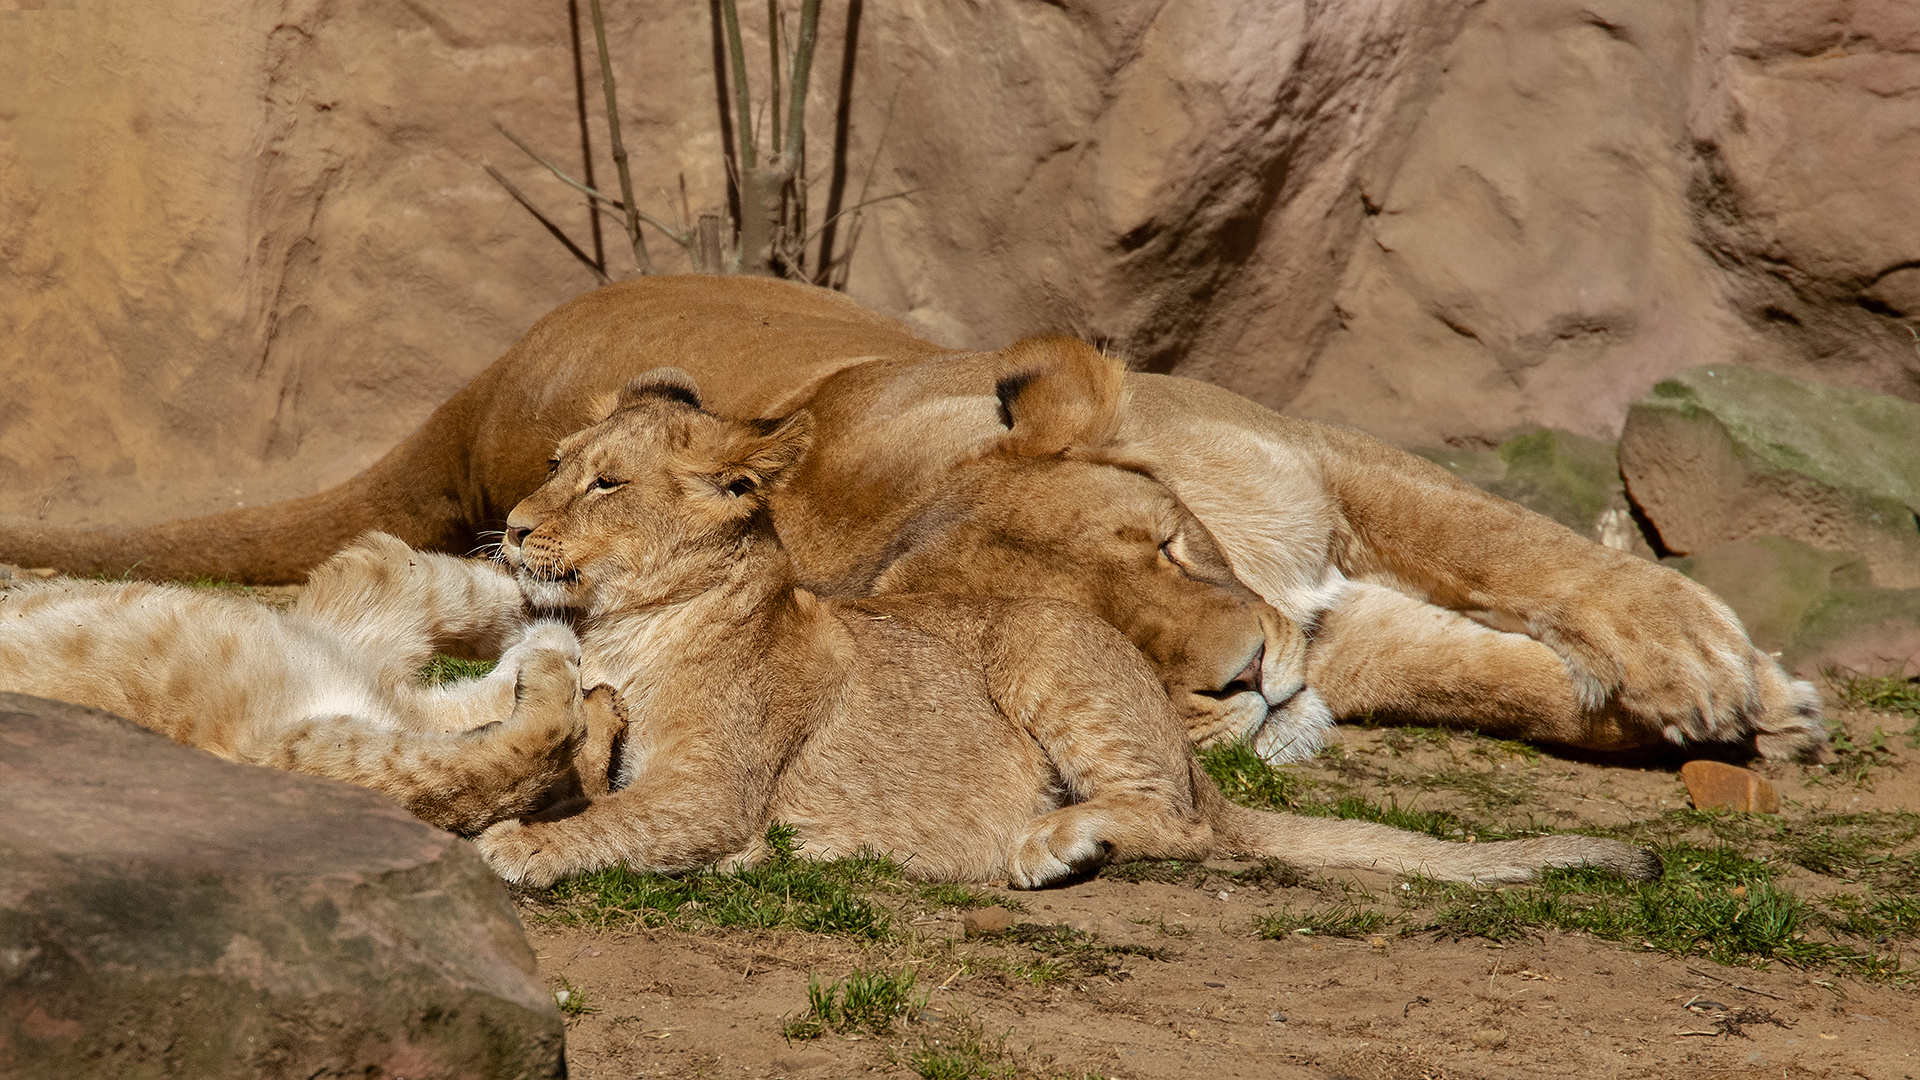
[475,820,578,888]
[1532,570,1830,760]
[1006,817,1111,890]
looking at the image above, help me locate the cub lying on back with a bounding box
[474,370,1660,888]
[0,533,624,832]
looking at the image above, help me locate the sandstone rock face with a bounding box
[4,0,1916,529]
[1620,365,1920,587]
[0,693,564,1080]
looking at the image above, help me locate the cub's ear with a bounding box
[703,412,814,503]
[610,367,704,417]
[992,337,1126,456]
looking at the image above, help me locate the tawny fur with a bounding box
[0,533,625,832]
[0,276,1826,762]
[472,372,1659,889]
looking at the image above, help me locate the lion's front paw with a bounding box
[1534,570,1829,760]
[475,820,579,888]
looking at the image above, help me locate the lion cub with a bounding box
[475,370,1658,889]
[0,533,624,832]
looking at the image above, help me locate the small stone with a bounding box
[962,906,1016,936]
[1269,1011,1288,1024]
[1680,760,1781,813]
[1369,936,1389,951]
[1472,1028,1509,1049]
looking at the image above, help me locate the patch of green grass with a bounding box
[1254,901,1389,940]
[550,976,598,1018]
[900,1014,1013,1080]
[997,923,1175,981]
[783,967,922,1040]
[1418,844,1903,972]
[1199,743,1317,810]
[538,825,900,940]
[914,882,1004,911]
[1830,670,1920,721]
[420,654,497,685]
[1818,723,1898,788]
[895,1013,1108,1080]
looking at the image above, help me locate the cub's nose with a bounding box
[507,525,533,547]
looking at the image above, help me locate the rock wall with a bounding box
[3,0,1915,527]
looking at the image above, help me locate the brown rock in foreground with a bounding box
[1680,759,1781,814]
[0,693,564,1080]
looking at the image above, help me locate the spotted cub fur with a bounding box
[0,533,623,831]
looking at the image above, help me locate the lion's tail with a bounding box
[0,396,489,584]
[1207,799,1661,884]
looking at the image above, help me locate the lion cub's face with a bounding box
[500,371,810,612]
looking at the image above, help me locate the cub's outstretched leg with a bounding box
[241,638,595,833]
[297,531,532,691]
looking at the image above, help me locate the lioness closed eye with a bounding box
[0,533,625,832]
[475,369,1659,889]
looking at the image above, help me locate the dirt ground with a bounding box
[522,699,1920,1080]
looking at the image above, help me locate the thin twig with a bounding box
[720,0,756,171]
[588,0,650,273]
[782,0,822,253]
[767,0,783,156]
[801,188,920,247]
[497,123,697,257]
[483,162,611,285]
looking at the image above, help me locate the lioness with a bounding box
[0,277,1825,761]
[0,533,624,832]
[474,369,1658,888]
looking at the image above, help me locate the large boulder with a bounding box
[0,693,564,1080]
[4,0,1917,531]
[1619,365,1920,587]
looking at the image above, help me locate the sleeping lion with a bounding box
[470,369,1659,889]
[0,276,1825,762]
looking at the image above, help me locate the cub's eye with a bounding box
[588,476,624,492]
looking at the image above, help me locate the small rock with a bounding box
[1681,760,1781,813]
[1269,1011,1288,1024]
[1472,1028,1509,1049]
[962,906,1016,936]
[1369,936,1389,951]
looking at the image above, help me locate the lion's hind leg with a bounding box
[982,600,1218,888]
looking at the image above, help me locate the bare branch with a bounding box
[588,0,651,273]
[483,161,611,285]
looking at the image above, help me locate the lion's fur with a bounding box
[0,534,625,832]
[474,374,1660,888]
[0,276,1826,760]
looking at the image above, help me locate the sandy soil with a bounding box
[522,701,1920,1080]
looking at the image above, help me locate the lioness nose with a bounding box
[1230,646,1264,696]
[508,525,533,547]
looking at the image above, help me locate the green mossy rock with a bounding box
[1413,428,1649,555]
[1665,536,1869,654]
[1621,366,1920,587]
